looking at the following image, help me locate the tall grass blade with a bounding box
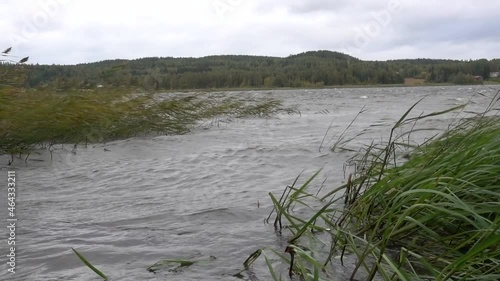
[71,248,108,280]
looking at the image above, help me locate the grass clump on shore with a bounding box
[337,115,500,280]
[252,93,499,280]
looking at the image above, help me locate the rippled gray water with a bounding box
[1,85,498,281]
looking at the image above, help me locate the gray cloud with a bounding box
[0,0,498,64]
[288,0,351,14]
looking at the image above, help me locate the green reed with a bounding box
[72,248,108,280]
[253,91,500,280]
[0,88,296,162]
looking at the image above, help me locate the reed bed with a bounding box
[0,88,296,161]
[252,92,500,280]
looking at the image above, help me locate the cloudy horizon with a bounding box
[2,0,500,65]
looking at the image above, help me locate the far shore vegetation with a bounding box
[1,50,499,92]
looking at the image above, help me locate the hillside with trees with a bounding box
[2,51,499,91]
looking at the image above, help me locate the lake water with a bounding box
[1,85,498,281]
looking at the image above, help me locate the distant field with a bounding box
[404,78,426,85]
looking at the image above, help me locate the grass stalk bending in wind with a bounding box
[250,91,500,280]
[0,88,296,161]
[72,248,108,280]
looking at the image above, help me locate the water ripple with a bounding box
[2,85,498,280]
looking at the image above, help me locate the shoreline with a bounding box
[145,81,499,94]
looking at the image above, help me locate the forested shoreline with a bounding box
[3,50,500,91]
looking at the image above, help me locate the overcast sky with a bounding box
[2,0,499,65]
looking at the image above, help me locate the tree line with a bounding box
[2,50,499,91]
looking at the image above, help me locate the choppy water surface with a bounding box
[1,85,498,281]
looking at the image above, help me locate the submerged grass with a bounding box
[0,88,296,161]
[147,256,217,274]
[253,91,500,280]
